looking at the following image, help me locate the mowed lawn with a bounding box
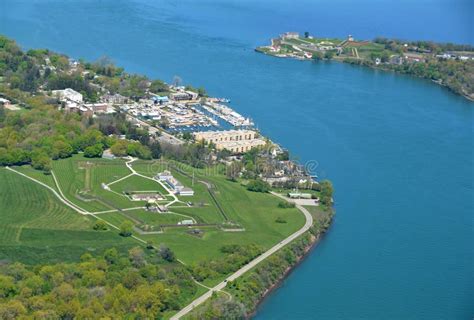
[110,174,168,195]
[52,155,140,212]
[2,156,307,267]
[0,168,137,264]
[126,160,307,265]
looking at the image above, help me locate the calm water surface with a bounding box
[1,0,473,319]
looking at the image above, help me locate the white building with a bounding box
[281,32,300,40]
[156,171,194,196]
[178,219,194,225]
[0,98,11,106]
[52,88,83,104]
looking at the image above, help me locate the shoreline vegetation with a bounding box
[256,32,474,102]
[0,34,334,319]
[187,205,334,319]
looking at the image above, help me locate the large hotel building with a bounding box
[193,130,266,154]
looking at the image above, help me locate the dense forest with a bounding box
[0,247,198,319]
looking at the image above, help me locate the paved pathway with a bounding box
[170,192,313,319]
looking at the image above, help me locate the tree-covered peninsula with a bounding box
[257,33,474,101]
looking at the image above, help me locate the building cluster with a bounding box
[51,88,115,116]
[120,97,216,129]
[194,129,266,154]
[260,159,314,187]
[156,171,194,196]
[269,32,344,59]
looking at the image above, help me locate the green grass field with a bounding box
[110,174,168,195]
[0,168,136,264]
[2,155,307,269]
[52,156,145,211]
[126,209,185,225]
[127,160,307,266]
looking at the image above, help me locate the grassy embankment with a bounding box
[0,168,136,264]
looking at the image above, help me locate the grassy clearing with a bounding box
[52,155,143,211]
[12,165,57,189]
[126,209,186,225]
[110,174,168,195]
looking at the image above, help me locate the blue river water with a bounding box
[1,0,473,319]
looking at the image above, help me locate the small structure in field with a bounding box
[102,149,116,160]
[288,192,312,199]
[178,219,194,225]
[130,193,164,201]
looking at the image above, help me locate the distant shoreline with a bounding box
[258,48,474,102]
[256,33,474,103]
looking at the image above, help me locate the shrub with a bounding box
[278,201,295,209]
[119,221,133,237]
[158,245,175,262]
[92,220,108,231]
[84,144,103,158]
[246,179,270,193]
[275,217,287,223]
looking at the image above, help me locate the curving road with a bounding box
[170,192,313,319]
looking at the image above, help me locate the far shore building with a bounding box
[281,32,299,40]
[194,129,266,154]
